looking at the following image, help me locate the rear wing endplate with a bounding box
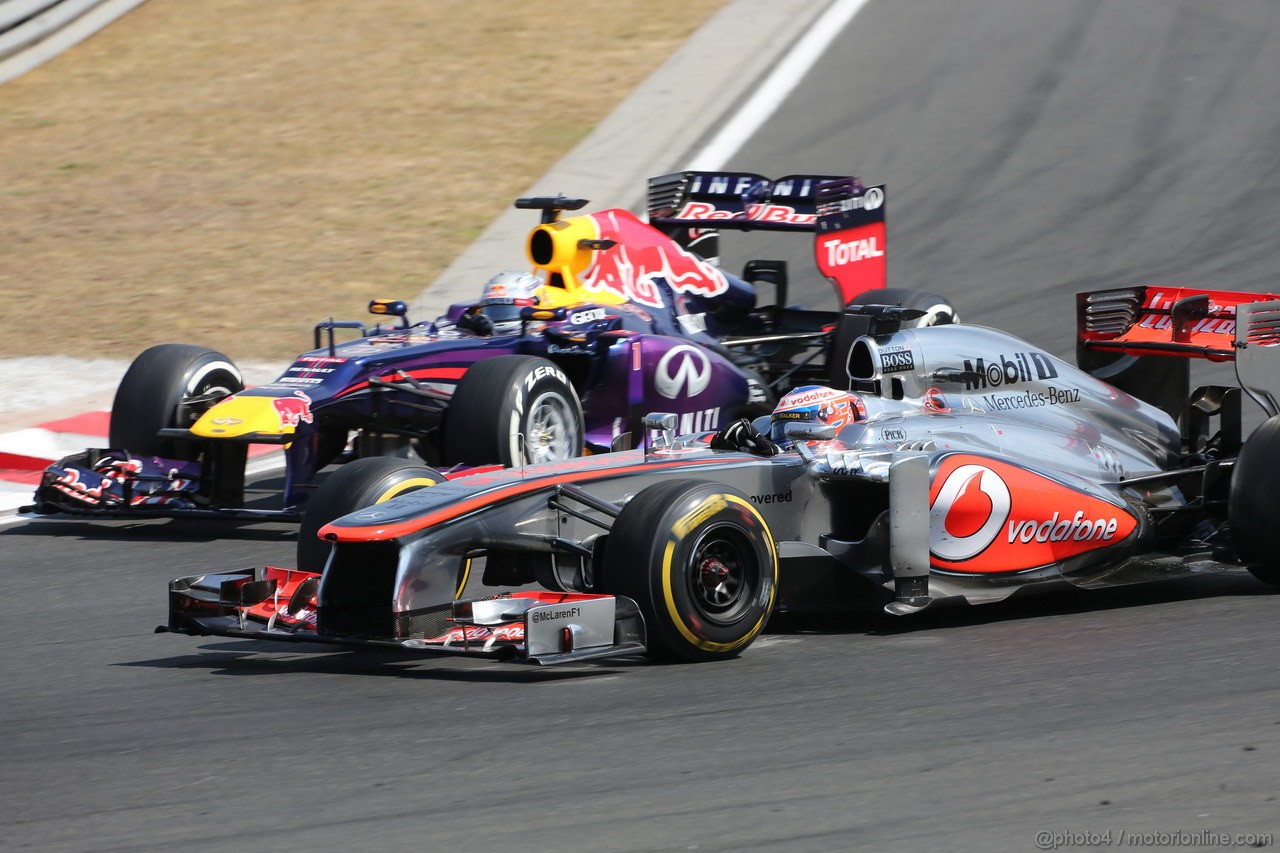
[1077,286,1280,417]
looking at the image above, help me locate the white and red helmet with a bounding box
[769,385,866,443]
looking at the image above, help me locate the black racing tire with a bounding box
[297,456,446,572]
[109,344,243,459]
[1229,414,1280,587]
[828,288,959,388]
[859,287,959,328]
[443,355,583,467]
[601,479,778,662]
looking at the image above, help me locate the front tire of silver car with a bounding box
[298,457,446,573]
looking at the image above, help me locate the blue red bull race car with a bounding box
[28,171,956,521]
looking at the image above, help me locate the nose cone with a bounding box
[190,391,314,438]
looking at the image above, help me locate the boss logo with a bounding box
[880,350,915,373]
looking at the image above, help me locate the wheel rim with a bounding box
[687,523,759,625]
[523,390,577,464]
[175,372,239,428]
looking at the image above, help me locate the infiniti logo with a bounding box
[655,345,712,399]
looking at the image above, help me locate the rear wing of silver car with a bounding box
[1076,286,1280,447]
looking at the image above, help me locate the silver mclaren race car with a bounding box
[160,286,1280,665]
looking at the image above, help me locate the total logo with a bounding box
[821,236,884,266]
[928,455,1138,573]
[655,345,712,399]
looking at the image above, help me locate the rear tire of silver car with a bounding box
[1229,414,1280,587]
[847,287,959,328]
[601,479,777,663]
[109,343,244,459]
[443,355,583,467]
[828,288,958,388]
[298,456,446,573]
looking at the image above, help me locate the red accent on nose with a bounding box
[945,472,992,538]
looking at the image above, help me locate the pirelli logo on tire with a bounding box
[673,493,728,538]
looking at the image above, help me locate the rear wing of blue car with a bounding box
[648,171,888,305]
[648,171,854,232]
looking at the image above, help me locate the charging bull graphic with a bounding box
[579,210,731,309]
[272,391,314,430]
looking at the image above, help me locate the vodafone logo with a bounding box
[861,186,884,209]
[655,345,711,399]
[928,454,1140,573]
[930,464,1011,561]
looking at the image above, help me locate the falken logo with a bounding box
[880,349,915,373]
[962,351,1059,390]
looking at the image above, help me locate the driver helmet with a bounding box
[769,385,866,444]
[477,270,545,323]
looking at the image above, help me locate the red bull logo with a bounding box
[272,391,314,429]
[580,210,730,309]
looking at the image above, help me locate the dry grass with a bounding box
[0,0,726,361]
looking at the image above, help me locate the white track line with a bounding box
[686,0,873,170]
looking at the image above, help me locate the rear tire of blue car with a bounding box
[828,289,958,388]
[1229,414,1280,588]
[298,456,447,573]
[444,356,583,467]
[602,479,778,663]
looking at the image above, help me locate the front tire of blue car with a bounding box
[297,456,447,573]
[108,343,247,505]
[109,343,243,459]
[602,479,778,663]
[444,355,583,467]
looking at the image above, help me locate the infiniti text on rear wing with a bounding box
[648,170,888,304]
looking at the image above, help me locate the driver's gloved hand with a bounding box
[457,310,495,337]
[710,417,779,456]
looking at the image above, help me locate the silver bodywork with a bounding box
[161,291,1280,662]
[310,321,1190,630]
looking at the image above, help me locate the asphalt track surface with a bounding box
[7,1,1280,850]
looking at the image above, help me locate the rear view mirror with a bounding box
[520,306,567,322]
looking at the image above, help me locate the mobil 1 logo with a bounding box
[962,351,1059,390]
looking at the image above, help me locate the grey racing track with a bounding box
[5,2,1280,850]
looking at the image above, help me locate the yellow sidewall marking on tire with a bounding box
[661,494,778,653]
[455,556,474,600]
[373,476,443,505]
